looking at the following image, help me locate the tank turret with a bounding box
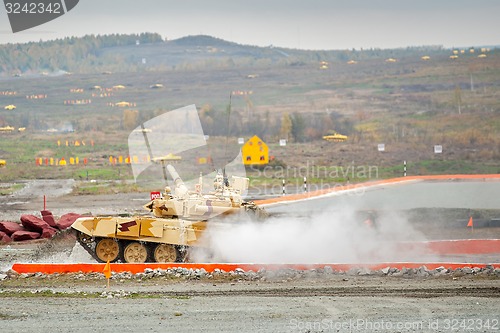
[144,164,252,220]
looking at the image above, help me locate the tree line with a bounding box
[0,33,163,75]
[195,104,354,143]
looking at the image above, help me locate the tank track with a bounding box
[75,231,102,262]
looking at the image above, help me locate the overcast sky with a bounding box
[1,0,499,49]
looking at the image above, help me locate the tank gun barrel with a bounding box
[167,164,188,197]
[167,164,183,186]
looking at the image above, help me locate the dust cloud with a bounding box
[34,243,95,264]
[193,206,430,264]
[1,243,92,273]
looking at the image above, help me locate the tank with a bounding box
[71,164,266,263]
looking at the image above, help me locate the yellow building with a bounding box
[242,135,269,165]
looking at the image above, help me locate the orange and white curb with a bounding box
[11,261,500,275]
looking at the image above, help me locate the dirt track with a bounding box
[1,276,499,333]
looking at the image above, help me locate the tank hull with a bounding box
[72,216,209,263]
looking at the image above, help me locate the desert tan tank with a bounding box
[71,164,266,263]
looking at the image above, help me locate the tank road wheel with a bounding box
[95,238,122,263]
[123,242,149,263]
[153,244,177,263]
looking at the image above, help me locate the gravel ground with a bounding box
[1,273,499,333]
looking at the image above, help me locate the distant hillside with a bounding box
[0,33,478,76]
[0,33,163,76]
[172,35,238,47]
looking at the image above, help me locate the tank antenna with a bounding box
[222,93,233,194]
